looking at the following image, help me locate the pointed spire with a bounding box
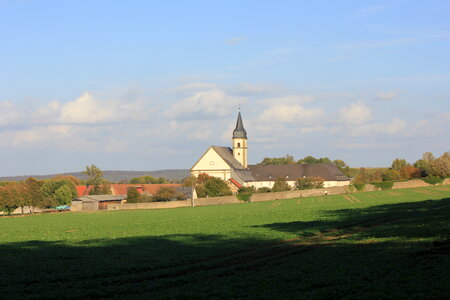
[233,111,247,138]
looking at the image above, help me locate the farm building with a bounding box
[72,184,197,211]
[191,112,351,192]
[71,195,126,211]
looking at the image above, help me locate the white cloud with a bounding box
[0,101,22,126]
[444,112,450,122]
[261,95,315,106]
[375,91,398,101]
[59,92,117,124]
[225,37,247,45]
[166,89,246,119]
[339,101,372,125]
[349,118,407,137]
[0,125,72,148]
[334,140,399,150]
[257,104,323,124]
[232,82,281,94]
[176,83,218,90]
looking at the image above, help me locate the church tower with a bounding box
[232,111,248,168]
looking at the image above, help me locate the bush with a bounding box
[371,181,394,190]
[126,187,141,203]
[296,177,324,190]
[153,187,185,202]
[236,193,252,202]
[238,186,256,194]
[352,183,365,191]
[272,178,291,192]
[257,187,271,193]
[422,176,444,185]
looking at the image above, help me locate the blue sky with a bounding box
[0,0,449,176]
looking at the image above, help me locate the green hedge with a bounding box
[352,183,366,191]
[422,176,444,185]
[371,181,394,190]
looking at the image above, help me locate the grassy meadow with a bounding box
[1,186,450,299]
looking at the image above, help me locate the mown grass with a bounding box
[1,186,450,299]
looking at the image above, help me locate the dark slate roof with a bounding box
[74,195,126,202]
[232,112,247,138]
[234,169,256,182]
[211,146,246,170]
[247,164,350,181]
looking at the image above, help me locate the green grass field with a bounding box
[1,186,450,299]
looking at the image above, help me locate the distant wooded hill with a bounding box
[0,169,191,183]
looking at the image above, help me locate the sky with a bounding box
[0,0,449,176]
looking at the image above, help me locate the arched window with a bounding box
[237,142,241,147]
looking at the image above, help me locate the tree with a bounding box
[54,185,74,205]
[399,165,421,179]
[204,177,232,197]
[429,152,450,177]
[196,173,211,184]
[0,184,18,215]
[126,187,141,203]
[272,178,291,192]
[298,155,319,164]
[414,152,436,176]
[182,175,197,187]
[296,177,324,190]
[41,179,77,208]
[352,168,369,184]
[333,159,351,176]
[260,155,295,165]
[24,178,44,213]
[130,176,168,184]
[391,158,408,171]
[83,165,110,195]
[153,187,185,202]
[52,175,81,185]
[382,169,401,181]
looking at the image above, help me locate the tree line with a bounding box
[353,151,450,185]
[259,155,351,176]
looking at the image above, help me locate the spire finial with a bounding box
[233,109,247,138]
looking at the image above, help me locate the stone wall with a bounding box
[250,186,350,202]
[194,196,240,206]
[108,200,191,210]
[443,178,450,185]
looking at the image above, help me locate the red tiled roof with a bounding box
[110,184,182,195]
[75,186,94,197]
[228,178,242,188]
[76,184,182,197]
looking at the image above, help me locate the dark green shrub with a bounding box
[422,176,444,185]
[352,183,365,191]
[257,187,271,193]
[371,181,393,190]
[236,193,252,202]
[238,186,256,194]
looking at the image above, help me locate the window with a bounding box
[237,142,241,147]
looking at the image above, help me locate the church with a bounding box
[191,112,350,192]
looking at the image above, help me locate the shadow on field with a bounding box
[1,198,449,299]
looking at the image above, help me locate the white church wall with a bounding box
[191,148,233,181]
